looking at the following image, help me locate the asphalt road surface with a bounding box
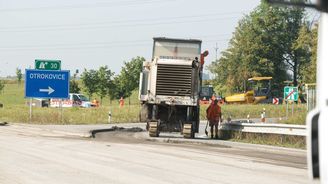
[0,123,308,184]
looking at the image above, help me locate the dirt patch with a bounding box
[91,126,144,137]
[0,122,8,126]
[91,126,145,144]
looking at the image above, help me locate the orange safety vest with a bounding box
[119,97,124,107]
[211,95,216,101]
[206,104,221,121]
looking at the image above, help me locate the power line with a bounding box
[0,35,229,48]
[0,11,244,30]
[0,16,240,32]
[0,0,176,12]
[0,38,229,51]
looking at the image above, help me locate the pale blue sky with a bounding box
[0,0,261,77]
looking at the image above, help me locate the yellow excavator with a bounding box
[224,77,273,104]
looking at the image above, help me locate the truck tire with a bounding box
[183,123,195,139]
[149,121,159,137]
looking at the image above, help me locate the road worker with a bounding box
[92,98,99,107]
[206,99,222,139]
[210,93,216,104]
[119,97,124,108]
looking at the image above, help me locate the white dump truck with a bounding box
[139,37,208,138]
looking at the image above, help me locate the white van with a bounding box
[50,93,92,108]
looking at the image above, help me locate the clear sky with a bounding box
[0,0,261,77]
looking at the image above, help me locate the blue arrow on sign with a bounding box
[25,69,70,99]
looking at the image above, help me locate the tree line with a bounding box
[209,0,317,96]
[71,56,144,104]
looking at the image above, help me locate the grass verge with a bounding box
[0,82,307,125]
[220,130,306,149]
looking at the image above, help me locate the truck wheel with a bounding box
[148,121,159,137]
[183,123,195,139]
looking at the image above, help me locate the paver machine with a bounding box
[224,77,274,104]
[139,37,208,138]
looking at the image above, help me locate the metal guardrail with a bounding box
[220,122,306,136]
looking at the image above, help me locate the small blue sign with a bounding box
[25,69,70,99]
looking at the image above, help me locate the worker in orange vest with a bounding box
[92,98,99,107]
[119,97,124,108]
[210,94,216,104]
[206,99,222,139]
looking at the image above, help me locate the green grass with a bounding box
[220,131,306,149]
[0,105,140,124]
[0,82,141,124]
[0,81,307,149]
[0,83,25,105]
[0,81,307,125]
[200,103,307,124]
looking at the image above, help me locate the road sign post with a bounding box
[292,101,294,116]
[35,59,61,71]
[284,86,298,118]
[29,98,32,122]
[25,69,70,99]
[25,69,69,123]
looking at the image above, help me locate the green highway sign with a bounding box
[35,60,61,70]
[284,86,298,101]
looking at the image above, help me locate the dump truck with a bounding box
[139,37,208,138]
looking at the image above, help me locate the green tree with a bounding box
[81,69,99,99]
[16,68,22,85]
[114,56,144,102]
[70,80,80,93]
[69,72,80,93]
[294,24,318,83]
[209,0,307,95]
[0,80,4,94]
[96,66,114,105]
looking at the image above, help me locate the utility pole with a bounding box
[214,43,219,61]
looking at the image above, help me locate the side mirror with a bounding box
[266,0,328,13]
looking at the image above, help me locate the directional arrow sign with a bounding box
[39,86,55,95]
[25,69,70,99]
[272,97,279,105]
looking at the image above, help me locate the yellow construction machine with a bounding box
[224,77,273,104]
